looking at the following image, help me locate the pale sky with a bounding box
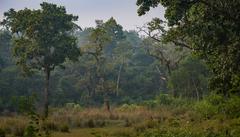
[0,0,165,30]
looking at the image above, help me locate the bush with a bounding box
[206,94,225,105]
[23,125,37,137]
[0,128,5,137]
[155,94,173,105]
[142,100,157,108]
[59,124,69,133]
[196,94,240,118]
[139,128,203,137]
[87,119,95,128]
[194,100,218,119]
[168,118,180,127]
[155,94,190,107]
[223,96,240,118]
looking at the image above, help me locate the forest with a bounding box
[0,0,240,137]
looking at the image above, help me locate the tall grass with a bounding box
[1,95,240,137]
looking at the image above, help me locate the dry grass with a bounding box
[49,106,174,126]
[52,127,133,137]
[0,107,239,137]
[0,106,176,136]
[2,105,225,137]
[0,116,28,136]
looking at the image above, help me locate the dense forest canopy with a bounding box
[0,2,210,112]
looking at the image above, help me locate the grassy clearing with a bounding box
[1,95,240,137]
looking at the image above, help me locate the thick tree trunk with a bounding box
[116,63,123,96]
[44,69,50,118]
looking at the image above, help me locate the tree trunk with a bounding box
[192,79,200,101]
[166,62,177,97]
[44,69,50,118]
[104,98,110,112]
[116,62,123,96]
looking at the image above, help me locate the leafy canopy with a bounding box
[1,2,80,74]
[137,0,240,95]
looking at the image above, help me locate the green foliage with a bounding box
[2,2,80,74]
[154,94,190,107]
[16,95,51,137]
[23,125,38,137]
[18,95,37,114]
[118,104,140,112]
[0,128,5,137]
[222,96,240,118]
[139,128,202,137]
[142,100,157,108]
[0,30,12,70]
[137,0,240,96]
[0,17,166,107]
[1,2,80,118]
[169,56,209,99]
[134,120,158,133]
[59,124,69,133]
[194,94,240,118]
[65,103,83,111]
[194,100,218,119]
[155,94,173,105]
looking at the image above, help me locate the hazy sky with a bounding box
[0,0,165,30]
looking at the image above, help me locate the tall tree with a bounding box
[1,2,80,118]
[169,56,209,100]
[137,0,240,96]
[80,20,111,99]
[112,41,133,96]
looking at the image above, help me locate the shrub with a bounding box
[142,100,157,108]
[194,100,218,119]
[87,119,95,128]
[206,94,225,105]
[23,125,37,137]
[223,96,240,118]
[168,118,180,127]
[155,94,173,105]
[0,128,5,137]
[196,94,240,118]
[139,128,202,137]
[59,124,69,133]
